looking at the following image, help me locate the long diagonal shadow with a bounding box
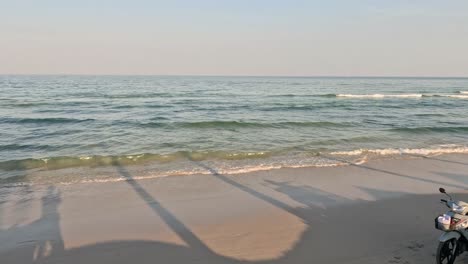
[320,154,468,190]
[186,159,306,222]
[404,153,468,166]
[113,162,215,257]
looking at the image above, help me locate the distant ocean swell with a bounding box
[389,126,468,133]
[140,121,353,129]
[2,118,467,132]
[0,117,94,124]
[0,118,354,128]
[3,92,468,108]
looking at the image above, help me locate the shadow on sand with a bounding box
[320,154,468,190]
[0,186,64,263]
[1,157,467,263]
[404,154,468,167]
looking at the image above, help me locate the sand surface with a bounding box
[1,154,468,263]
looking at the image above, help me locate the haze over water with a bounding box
[1,75,467,184]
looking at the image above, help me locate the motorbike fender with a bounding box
[439,232,461,242]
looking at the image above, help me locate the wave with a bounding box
[412,113,446,117]
[432,94,468,99]
[0,161,344,187]
[0,144,76,151]
[0,100,97,108]
[0,150,345,186]
[330,145,468,156]
[334,93,468,99]
[140,121,353,129]
[1,145,468,185]
[0,151,275,172]
[262,93,468,99]
[268,94,336,98]
[0,117,95,124]
[389,126,468,133]
[1,102,50,108]
[77,93,174,99]
[112,104,173,109]
[268,94,303,98]
[3,144,467,173]
[258,102,353,111]
[336,94,423,98]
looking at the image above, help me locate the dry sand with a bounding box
[1,154,468,263]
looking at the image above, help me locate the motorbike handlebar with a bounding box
[440,199,451,208]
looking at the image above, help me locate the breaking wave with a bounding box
[335,93,468,99]
[336,94,423,98]
[331,145,468,156]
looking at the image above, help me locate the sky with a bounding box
[1,0,468,76]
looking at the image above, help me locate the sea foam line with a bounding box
[336,94,423,98]
[331,146,468,156]
[336,93,468,99]
[5,162,346,187]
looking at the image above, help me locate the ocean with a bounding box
[1,75,467,184]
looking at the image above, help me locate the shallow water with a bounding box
[1,75,467,183]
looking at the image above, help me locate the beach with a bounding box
[1,153,468,263]
[2,1,468,262]
[1,75,468,263]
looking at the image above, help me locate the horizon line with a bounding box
[1,73,468,78]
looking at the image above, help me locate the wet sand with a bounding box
[1,154,468,263]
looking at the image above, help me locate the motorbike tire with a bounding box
[436,238,458,264]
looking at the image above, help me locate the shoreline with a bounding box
[1,153,468,263]
[1,152,468,187]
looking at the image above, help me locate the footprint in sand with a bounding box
[388,241,425,263]
[406,241,424,252]
[388,256,411,264]
[388,256,402,263]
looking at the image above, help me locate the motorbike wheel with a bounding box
[436,238,458,264]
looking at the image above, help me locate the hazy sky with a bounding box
[1,0,468,76]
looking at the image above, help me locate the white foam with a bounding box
[331,146,468,156]
[8,145,467,187]
[51,160,347,186]
[336,94,423,98]
[336,93,468,99]
[227,152,266,157]
[76,174,172,185]
[213,162,345,175]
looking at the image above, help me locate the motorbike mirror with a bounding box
[439,188,453,200]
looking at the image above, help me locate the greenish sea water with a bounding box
[1,75,467,184]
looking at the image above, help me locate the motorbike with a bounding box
[435,188,468,264]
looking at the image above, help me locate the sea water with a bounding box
[1,75,467,184]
